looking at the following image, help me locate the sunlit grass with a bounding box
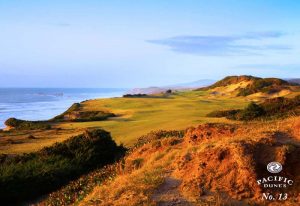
[59,91,248,146]
[0,90,248,153]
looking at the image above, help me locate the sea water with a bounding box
[0,88,126,128]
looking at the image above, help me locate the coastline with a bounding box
[0,88,126,129]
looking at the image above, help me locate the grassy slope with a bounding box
[57,91,248,146]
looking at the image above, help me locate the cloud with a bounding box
[147,32,291,56]
[236,63,300,70]
[55,23,71,27]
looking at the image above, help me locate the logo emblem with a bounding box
[267,162,282,173]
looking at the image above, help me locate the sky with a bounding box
[0,0,300,88]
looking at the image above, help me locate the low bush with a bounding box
[206,109,240,119]
[52,103,115,122]
[0,129,126,204]
[71,111,116,122]
[238,102,266,120]
[4,118,51,130]
[123,93,148,98]
[261,95,300,114]
[133,130,185,150]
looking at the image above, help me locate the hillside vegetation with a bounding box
[207,95,300,121]
[0,129,125,204]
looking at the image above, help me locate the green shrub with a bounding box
[123,94,148,97]
[207,109,240,119]
[72,111,116,122]
[237,88,252,96]
[206,102,264,121]
[0,129,126,204]
[238,102,265,120]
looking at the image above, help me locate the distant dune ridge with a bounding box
[286,78,300,85]
[127,79,215,94]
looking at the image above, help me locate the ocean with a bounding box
[0,88,126,128]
